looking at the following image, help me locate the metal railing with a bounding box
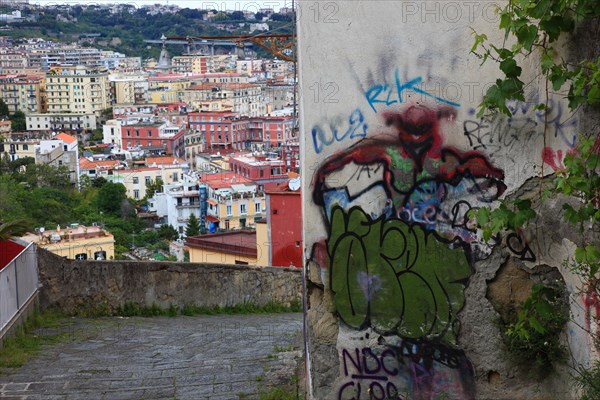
[0,243,39,335]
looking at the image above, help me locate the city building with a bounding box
[110,73,150,104]
[44,66,111,115]
[101,119,123,147]
[0,74,44,113]
[264,179,302,268]
[187,111,249,151]
[103,164,185,200]
[149,172,199,236]
[26,112,96,133]
[121,120,185,157]
[198,172,266,232]
[0,137,38,161]
[183,83,264,117]
[172,56,210,74]
[34,133,79,184]
[20,224,115,260]
[228,153,288,189]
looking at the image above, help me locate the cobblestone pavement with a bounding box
[0,313,304,400]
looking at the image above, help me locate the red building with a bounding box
[121,122,185,157]
[229,153,288,189]
[265,180,302,268]
[187,111,249,151]
[261,116,295,147]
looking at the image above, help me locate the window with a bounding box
[132,177,139,184]
[240,204,247,215]
[133,189,139,199]
[225,220,230,230]
[226,205,232,216]
[255,203,261,213]
[145,176,151,184]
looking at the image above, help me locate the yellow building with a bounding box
[199,172,266,232]
[0,138,38,161]
[111,73,149,104]
[21,225,115,260]
[185,231,267,266]
[0,74,45,113]
[148,75,195,103]
[45,66,111,115]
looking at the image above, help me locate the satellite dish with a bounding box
[288,177,300,191]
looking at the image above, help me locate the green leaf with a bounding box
[529,316,546,334]
[471,32,488,53]
[515,199,532,211]
[500,58,523,78]
[516,24,538,51]
[585,245,600,263]
[575,246,586,263]
[535,300,555,320]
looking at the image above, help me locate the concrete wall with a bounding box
[299,2,591,399]
[37,249,302,314]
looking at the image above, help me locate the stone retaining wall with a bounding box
[37,249,302,314]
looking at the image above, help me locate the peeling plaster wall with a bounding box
[298,1,592,399]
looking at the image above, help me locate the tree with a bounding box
[158,224,179,241]
[145,177,164,199]
[0,99,9,118]
[230,11,245,21]
[185,214,200,237]
[10,111,26,132]
[92,176,108,188]
[97,182,127,215]
[0,219,31,240]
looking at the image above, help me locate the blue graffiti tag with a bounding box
[312,108,368,154]
[365,68,461,113]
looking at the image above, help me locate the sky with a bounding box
[29,0,295,12]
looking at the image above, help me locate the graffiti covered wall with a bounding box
[298,1,589,399]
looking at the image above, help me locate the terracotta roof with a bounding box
[79,158,121,170]
[55,132,76,144]
[199,172,252,189]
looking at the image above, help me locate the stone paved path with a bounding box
[0,313,304,400]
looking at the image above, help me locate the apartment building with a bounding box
[0,52,28,71]
[228,153,288,189]
[0,137,38,161]
[171,56,210,74]
[102,119,123,147]
[26,112,96,133]
[187,111,249,151]
[103,165,184,200]
[110,73,150,104]
[183,83,264,117]
[121,120,185,157]
[0,74,44,113]
[26,47,104,70]
[34,133,79,184]
[44,67,111,115]
[149,173,200,236]
[199,172,266,232]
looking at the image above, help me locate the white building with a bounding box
[148,172,200,237]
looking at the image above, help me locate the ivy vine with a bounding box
[470,0,600,390]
